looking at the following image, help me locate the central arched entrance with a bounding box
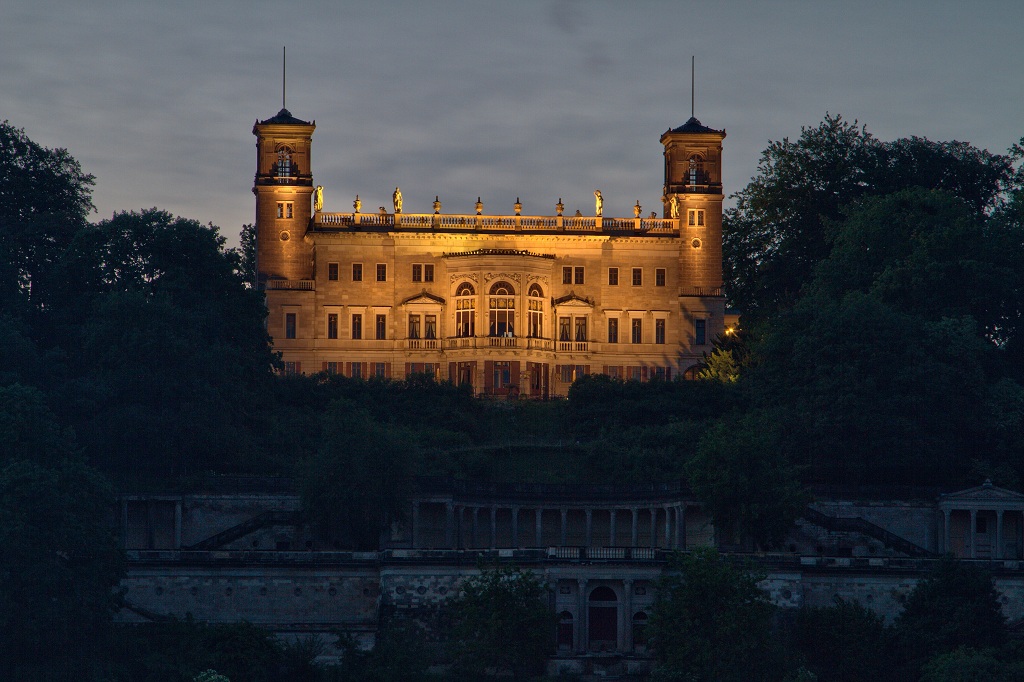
[588,586,618,651]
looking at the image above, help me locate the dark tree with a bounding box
[796,597,894,682]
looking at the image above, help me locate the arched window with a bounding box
[488,281,515,337]
[455,282,475,338]
[688,154,703,186]
[632,611,649,650]
[277,146,294,182]
[557,611,574,650]
[528,284,544,338]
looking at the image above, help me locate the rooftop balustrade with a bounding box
[313,211,679,235]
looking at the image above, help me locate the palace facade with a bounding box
[254,108,727,396]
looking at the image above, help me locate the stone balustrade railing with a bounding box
[314,211,679,235]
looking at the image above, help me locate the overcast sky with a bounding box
[3,0,1022,246]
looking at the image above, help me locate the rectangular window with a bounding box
[608,318,618,343]
[412,264,422,282]
[277,202,293,219]
[350,362,363,379]
[574,266,585,285]
[328,263,339,281]
[655,319,666,344]
[373,362,388,379]
[558,316,571,341]
[574,317,587,341]
[286,203,293,219]
[283,361,301,376]
[631,318,642,344]
[423,264,434,282]
[352,263,363,281]
[424,314,437,339]
[327,313,338,339]
[493,361,511,390]
[632,268,642,286]
[325,361,340,375]
[695,318,707,345]
[560,365,574,383]
[352,314,362,340]
[628,366,643,381]
[688,209,705,227]
[276,203,284,219]
[376,264,387,282]
[655,268,666,287]
[562,266,573,285]
[408,314,421,339]
[376,314,387,340]
[654,367,671,381]
[285,313,296,339]
[608,267,618,286]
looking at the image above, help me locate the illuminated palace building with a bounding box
[254,109,726,396]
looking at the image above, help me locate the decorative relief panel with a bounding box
[484,272,522,284]
[449,273,479,284]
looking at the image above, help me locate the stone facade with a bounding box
[118,480,1024,670]
[254,110,728,394]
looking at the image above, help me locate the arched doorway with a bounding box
[588,586,618,651]
[632,611,649,652]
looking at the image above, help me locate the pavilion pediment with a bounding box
[552,293,594,308]
[401,290,446,306]
[939,480,1024,510]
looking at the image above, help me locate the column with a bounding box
[664,506,672,547]
[969,509,977,559]
[174,500,182,550]
[609,509,617,546]
[472,507,480,548]
[577,579,588,653]
[631,508,638,548]
[585,509,593,547]
[560,508,568,546]
[623,579,634,652]
[535,508,543,547]
[490,506,497,549]
[411,501,420,549]
[650,508,658,549]
[121,501,129,550]
[997,510,1004,560]
[445,502,455,548]
[511,506,519,548]
[677,505,686,550]
[943,509,951,555]
[457,506,465,549]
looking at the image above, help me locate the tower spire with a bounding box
[282,46,287,111]
[691,55,695,119]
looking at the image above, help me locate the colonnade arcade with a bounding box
[404,495,707,551]
[938,480,1024,559]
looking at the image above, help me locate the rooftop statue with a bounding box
[393,187,403,213]
[670,195,680,219]
[594,189,604,216]
[313,185,324,213]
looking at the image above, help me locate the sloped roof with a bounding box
[939,480,1024,509]
[667,116,724,135]
[257,108,312,125]
[401,290,446,306]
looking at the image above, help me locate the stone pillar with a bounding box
[511,506,519,548]
[623,579,634,652]
[411,501,420,549]
[490,506,497,549]
[677,505,686,550]
[997,510,1004,560]
[175,497,183,548]
[577,578,588,653]
[664,506,672,547]
[472,507,480,548]
[943,508,951,555]
[560,508,568,546]
[445,502,455,548]
[650,508,658,549]
[121,501,129,550]
[631,508,639,548]
[609,509,617,546]
[456,506,465,549]
[970,509,977,559]
[535,508,543,547]
[585,509,593,548]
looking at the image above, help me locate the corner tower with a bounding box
[253,108,316,286]
[661,117,726,294]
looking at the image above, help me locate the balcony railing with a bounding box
[681,286,723,297]
[314,211,680,236]
[406,338,439,350]
[265,279,315,291]
[557,341,590,353]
